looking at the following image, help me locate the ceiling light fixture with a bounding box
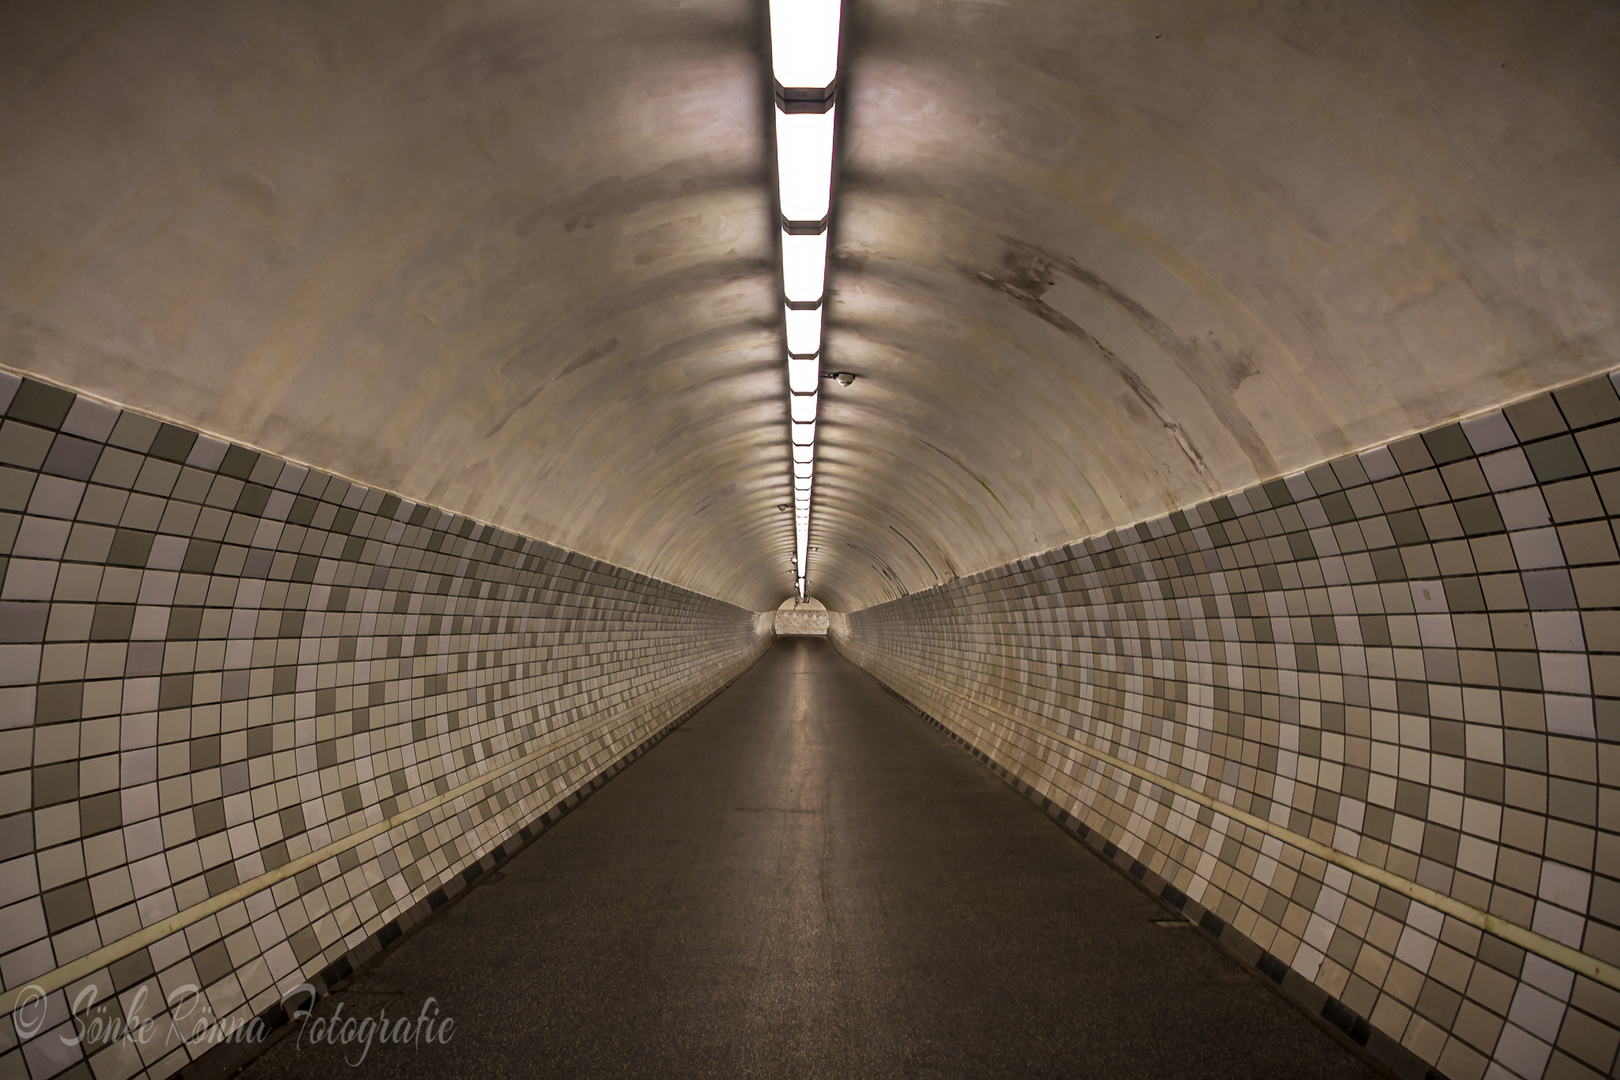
[781,229,828,303]
[769,0,841,91]
[775,107,836,224]
[788,355,820,394]
[771,0,842,600]
[790,392,818,423]
[784,305,822,356]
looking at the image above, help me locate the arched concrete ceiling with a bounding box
[1,0,1617,611]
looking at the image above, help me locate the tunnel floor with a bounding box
[246,638,1373,1079]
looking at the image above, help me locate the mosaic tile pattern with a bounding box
[834,370,1620,1080]
[0,372,772,1080]
[773,609,829,636]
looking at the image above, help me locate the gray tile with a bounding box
[106,412,159,454]
[26,477,85,520]
[1506,395,1569,441]
[184,436,228,472]
[12,519,70,560]
[5,380,74,430]
[1463,412,1517,454]
[1525,435,1589,484]
[0,421,53,469]
[60,398,119,443]
[1,559,58,601]
[0,467,36,513]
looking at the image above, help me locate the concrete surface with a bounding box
[1,1,1616,610]
[243,638,1375,1079]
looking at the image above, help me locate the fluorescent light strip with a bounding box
[782,229,828,304]
[772,2,842,601]
[769,0,841,90]
[775,107,835,223]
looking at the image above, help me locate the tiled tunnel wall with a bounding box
[834,370,1620,1080]
[0,371,772,1080]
